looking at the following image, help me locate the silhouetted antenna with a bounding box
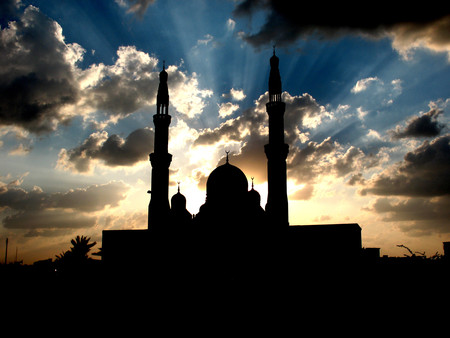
[251,177,255,189]
[273,45,276,55]
[163,60,165,70]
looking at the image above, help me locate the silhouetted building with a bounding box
[102,53,362,277]
[194,154,266,231]
[361,247,381,261]
[287,224,362,261]
[444,242,450,261]
[102,230,149,267]
[148,62,172,230]
[265,49,289,228]
[169,184,192,228]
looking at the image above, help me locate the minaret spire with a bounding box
[148,62,172,230]
[269,47,282,103]
[265,51,289,228]
[156,61,169,115]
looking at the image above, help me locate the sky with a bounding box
[0,0,449,263]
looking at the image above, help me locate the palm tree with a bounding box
[55,236,97,270]
[69,235,97,260]
[92,247,102,258]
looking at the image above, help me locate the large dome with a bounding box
[206,162,248,202]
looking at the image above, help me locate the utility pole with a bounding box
[4,238,8,265]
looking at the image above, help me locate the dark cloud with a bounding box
[3,210,97,230]
[0,181,129,212]
[361,134,450,197]
[334,146,365,178]
[58,128,154,173]
[0,5,82,133]
[288,137,337,180]
[347,173,365,186]
[86,76,157,117]
[0,0,21,25]
[51,181,130,212]
[390,108,445,139]
[23,228,76,238]
[366,196,450,235]
[288,134,385,194]
[233,0,450,55]
[94,128,154,166]
[0,185,47,211]
[360,133,450,236]
[0,181,129,231]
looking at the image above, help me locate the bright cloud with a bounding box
[218,102,239,118]
[1,7,214,134]
[226,18,236,31]
[222,88,246,101]
[168,68,213,118]
[351,77,381,93]
[230,88,246,101]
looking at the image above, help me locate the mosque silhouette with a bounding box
[102,52,362,279]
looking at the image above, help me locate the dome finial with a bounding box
[273,45,276,56]
[177,181,181,193]
[225,150,230,164]
[251,176,255,189]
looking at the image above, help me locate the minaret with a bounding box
[264,49,289,228]
[148,62,172,230]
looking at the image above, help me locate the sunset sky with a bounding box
[1,0,449,263]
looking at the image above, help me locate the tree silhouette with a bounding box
[70,235,97,260]
[55,235,97,271]
[397,244,426,259]
[92,247,102,258]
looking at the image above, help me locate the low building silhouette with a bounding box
[444,242,450,260]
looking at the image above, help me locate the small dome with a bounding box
[248,188,261,206]
[171,191,186,210]
[206,162,248,202]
